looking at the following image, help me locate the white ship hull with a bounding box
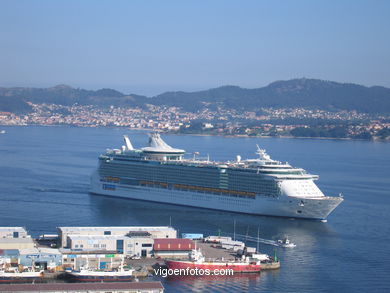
[90,172,342,220]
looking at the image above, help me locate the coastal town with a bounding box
[1,103,389,140]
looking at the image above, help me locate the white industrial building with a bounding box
[124,232,154,258]
[0,227,29,239]
[0,227,35,249]
[64,233,154,258]
[58,226,177,248]
[66,235,126,251]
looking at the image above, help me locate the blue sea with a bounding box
[0,126,389,292]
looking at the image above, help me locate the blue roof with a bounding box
[0,249,20,256]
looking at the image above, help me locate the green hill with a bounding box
[1,78,390,114]
[151,79,390,113]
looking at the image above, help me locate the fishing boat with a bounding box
[0,269,44,283]
[66,267,134,282]
[165,250,262,273]
[65,257,134,282]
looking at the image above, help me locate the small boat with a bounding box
[277,237,296,248]
[165,250,262,273]
[0,269,44,283]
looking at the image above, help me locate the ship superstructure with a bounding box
[90,133,343,220]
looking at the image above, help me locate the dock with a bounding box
[0,225,280,283]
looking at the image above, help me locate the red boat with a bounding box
[165,250,262,273]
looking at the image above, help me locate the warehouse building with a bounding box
[0,227,35,250]
[66,235,127,251]
[58,226,177,248]
[0,249,19,267]
[61,252,124,271]
[0,227,30,239]
[0,248,62,270]
[125,232,154,258]
[0,282,164,293]
[18,248,62,270]
[64,232,154,258]
[153,238,195,258]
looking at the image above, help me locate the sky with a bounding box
[0,0,389,96]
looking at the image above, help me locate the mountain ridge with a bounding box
[1,78,390,114]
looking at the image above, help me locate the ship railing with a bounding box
[204,258,244,263]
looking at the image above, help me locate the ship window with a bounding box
[297,210,302,214]
[104,231,111,235]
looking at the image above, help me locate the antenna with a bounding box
[256,144,261,155]
[257,226,260,253]
[233,220,236,241]
[169,216,172,227]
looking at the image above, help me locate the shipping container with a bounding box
[181,233,203,240]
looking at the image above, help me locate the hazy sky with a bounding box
[1,0,389,95]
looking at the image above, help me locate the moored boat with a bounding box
[65,267,134,282]
[165,250,262,273]
[0,269,44,283]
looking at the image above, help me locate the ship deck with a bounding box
[195,241,237,261]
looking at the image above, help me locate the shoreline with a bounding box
[164,132,390,142]
[1,124,389,142]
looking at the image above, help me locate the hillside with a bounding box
[1,78,390,114]
[0,85,148,113]
[152,79,390,113]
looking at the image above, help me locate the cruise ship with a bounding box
[90,133,343,221]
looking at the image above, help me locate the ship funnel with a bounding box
[123,135,134,150]
[148,133,173,149]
